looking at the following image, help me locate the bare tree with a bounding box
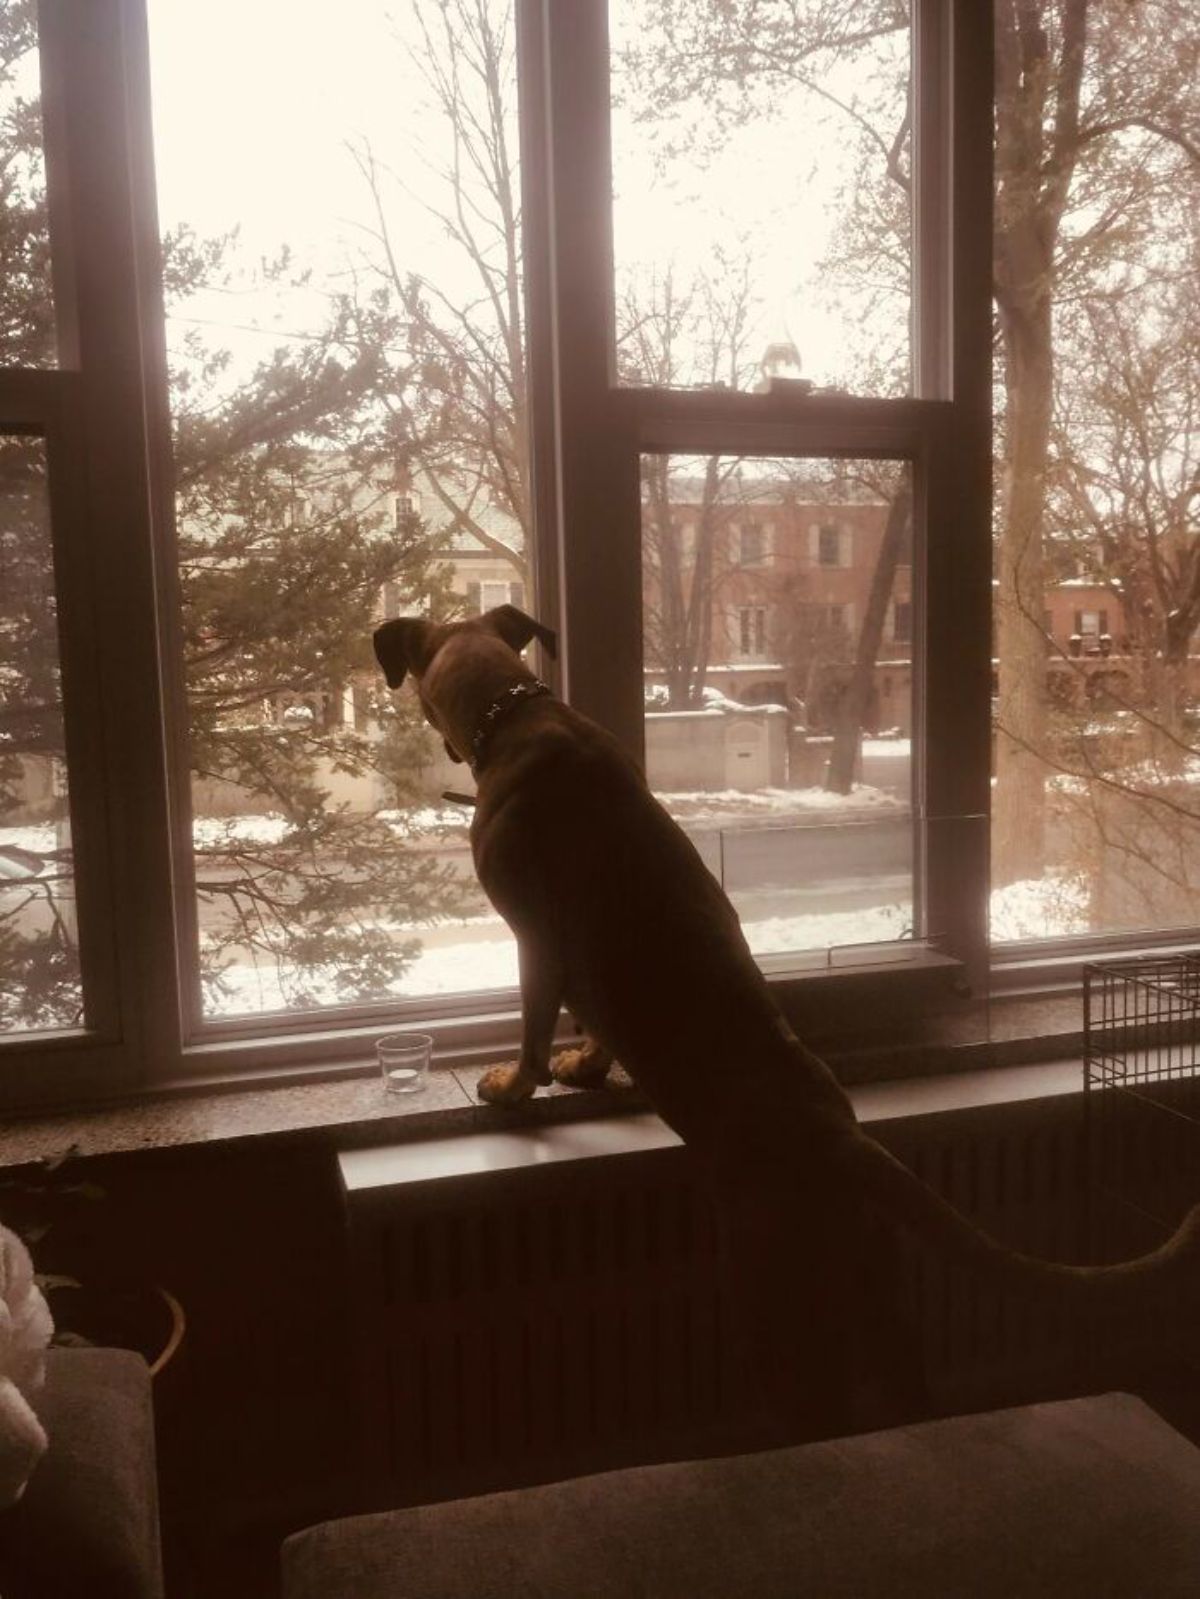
[1054,278,1200,752]
[348,0,528,583]
[622,0,1200,902]
[621,258,763,707]
[991,0,1200,881]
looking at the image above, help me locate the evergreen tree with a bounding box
[0,2,471,1026]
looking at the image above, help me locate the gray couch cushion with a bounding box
[282,1393,1200,1598]
[0,1347,164,1599]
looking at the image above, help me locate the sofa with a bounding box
[0,1347,164,1599]
[282,1392,1200,1597]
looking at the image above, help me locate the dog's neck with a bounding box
[468,678,552,771]
[422,643,553,774]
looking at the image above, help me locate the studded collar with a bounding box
[469,678,552,771]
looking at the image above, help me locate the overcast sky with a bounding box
[146,0,907,390]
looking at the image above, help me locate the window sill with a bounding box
[340,1056,1088,1195]
[0,988,1091,1174]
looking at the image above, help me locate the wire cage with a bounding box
[1084,954,1200,1264]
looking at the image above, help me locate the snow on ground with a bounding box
[988,873,1089,941]
[0,823,60,853]
[1050,756,1200,797]
[192,813,291,847]
[645,686,768,713]
[379,805,472,835]
[193,808,476,846]
[655,784,905,825]
[204,873,1088,1017]
[203,898,916,1014]
[2,769,910,874]
[739,903,911,954]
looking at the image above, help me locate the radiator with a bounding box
[341,1096,1116,1507]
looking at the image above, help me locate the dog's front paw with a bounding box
[477,1062,539,1105]
[551,1042,614,1090]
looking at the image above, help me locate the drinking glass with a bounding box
[377,1032,432,1094]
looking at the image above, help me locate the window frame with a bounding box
[524,0,992,1002]
[1,0,184,1110]
[7,0,1072,1110]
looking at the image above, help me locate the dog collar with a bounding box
[470,679,552,770]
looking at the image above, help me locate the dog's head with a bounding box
[372,605,557,690]
[373,605,558,763]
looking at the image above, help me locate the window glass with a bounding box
[609,0,912,396]
[642,454,915,964]
[0,2,56,365]
[0,437,81,1030]
[148,0,526,1017]
[991,0,1200,944]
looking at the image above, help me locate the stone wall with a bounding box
[645,705,788,792]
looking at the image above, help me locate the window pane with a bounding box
[0,437,81,1030]
[0,2,56,365]
[148,0,526,1018]
[610,1,912,396]
[642,455,915,962]
[991,2,1200,945]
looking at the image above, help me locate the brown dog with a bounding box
[374,604,1200,1314]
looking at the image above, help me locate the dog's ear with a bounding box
[443,739,464,765]
[373,618,437,689]
[484,604,558,661]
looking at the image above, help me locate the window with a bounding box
[817,524,844,568]
[736,606,766,657]
[481,580,521,612]
[642,456,916,967]
[466,580,524,615]
[2,0,1042,1107]
[148,0,528,1025]
[739,524,765,567]
[609,0,913,397]
[991,0,1200,952]
[0,439,81,1033]
[891,602,912,645]
[1070,610,1109,651]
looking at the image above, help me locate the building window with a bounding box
[466,579,523,616]
[892,601,912,644]
[738,606,766,656]
[817,523,843,568]
[739,523,765,567]
[1072,609,1109,646]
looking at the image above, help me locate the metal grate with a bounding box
[1084,954,1200,1257]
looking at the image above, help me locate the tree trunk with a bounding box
[993,302,1055,885]
[1147,624,1191,774]
[826,485,910,794]
[991,0,1090,887]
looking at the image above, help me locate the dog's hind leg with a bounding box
[477,938,561,1105]
[551,1037,614,1090]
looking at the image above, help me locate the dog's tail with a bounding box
[841,1126,1200,1308]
